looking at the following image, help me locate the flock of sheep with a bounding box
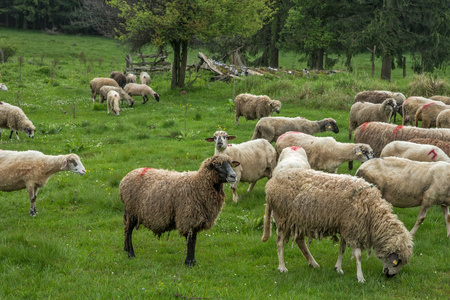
[1,73,449,284]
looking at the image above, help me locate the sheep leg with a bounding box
[10,130,20,140]
[334,238,346,274]
[185,231,197,267]
[28,187,38,216]
[230,175,240,203]
[353,248,365,283]
[295,236,319,268]
[247,182,256,192]
[276,231,288,272]
[124,217,138,258]
[142,95,148,104]
[441,205,450,238]
[410,205,430,236]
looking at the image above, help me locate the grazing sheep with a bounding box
[234,93,282,125]
[349,98,397,140]
[99,86,134,107]
[356,157,450,237]
[0,83,7,91]
[272,146,310,176]
[401,96,444,125]
[124,83,160,104]
[436,109,450,129]
[119,154,239,265]
[205,131,277,202]
[430,95,450,104]
[276,131,374,172]
[414,102,450,128]
[407,138,450,157]
[107,90,120,115]
[262,168,413,283]
[0,101,35,140]
[89,78,119,102]
[139,72,151,85]
[354,90,406,122]
[110,71,127,88]
[251,117,339,143]
[380,140,450,162]
[353,122,450,157]
[125,73,137,84]
[0,150,86,216]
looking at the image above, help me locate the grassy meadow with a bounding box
[0,28,449,299]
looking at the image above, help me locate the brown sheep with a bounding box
[430,95,450,104]
[436,109,450,129]
[119,155,239,266]
[401,96,444,125]
[89,78,119,102]
[110,71,127,88]
[414,102,450,128]
[354,90,406,122]
[234,93,281,125]
[262,168,413,283]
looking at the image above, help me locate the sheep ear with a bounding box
[389,253,400,266]
[61,158,68,170]
[205,137,215,142]
[232,161,240,168]
[228,136,236,140]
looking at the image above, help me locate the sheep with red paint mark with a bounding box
[414,102,450,128]
[356,156,450,237]
[272,146,310,176]
[380,140,450,163]
[401,96,444,125]
[119,154,239,266]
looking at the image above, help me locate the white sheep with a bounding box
[0,101,35,140]
[349,98,397,140]
[124,83,160,104]
[356,156,450,237]
[119,154,239,265]
[139,72,151,85]
[107,90,120,115]
[205,131,277,202]
[0,150,86,216]
[0,83,7,91]
[125,73,137,84]
[251,117,339,143]
[380,140,450,163]
[262,168,413,283]
[276,131,374,172]
[99,86,134,107]
[234,93,282,125]
[272,146,310,176]
[89,78,119,102]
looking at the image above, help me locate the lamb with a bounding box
[262,168,413,283]
[436,109,450,129]
[89,77,119,102]
[124,83,160,104]
[0,150,86,216]
[119,154,239,266]
[125,73,137,84]
[276,131,374,172]
[353,122,450,157]
[110,71,127,88]
[430,95,450,104]
[407,138,450,157]
[234,93,282,125]
[356,157,450,237]
[205,131,277,202]
[0,83,7,91]
[272,146,310,176]
[380,140,450,163]
[0,101,35,140]
[401,96,444,125]
[107,90,120,115]
[414,102,450,128]
[349,98,397,140]
[139,72,151,85]
[99,86,134,107]
[251,117,339,143]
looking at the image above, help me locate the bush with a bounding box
[0,39,17,63]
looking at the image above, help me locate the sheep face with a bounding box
[325,119,340,133]
[62,154,86,175]
[270,100,282,114]
[355,145,374,162]
[212,160,240,184]
[205,131,236,152]
[378,253,408,278]
[23,126,35,138]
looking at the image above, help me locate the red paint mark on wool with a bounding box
[428,149,438,160]
[139,167,152,178]
[360,122,370,133]
[392,126,404,138]
[228,144,233,147]
[277,131,302,143]
[421,103,436,110]
[290,146,303,151]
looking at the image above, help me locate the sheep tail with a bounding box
[414,107,422,127]
[261,203,272,242]
[251,127,260,140]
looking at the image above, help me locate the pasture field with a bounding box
[0,28,449,299]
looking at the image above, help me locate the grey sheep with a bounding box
[205,131,277,202]
[356,157,450,237]
[99,86,134,107]
[276,131,374,172]
[0,101,35,140]
[110,71,127,88]
[414,102,450,128]
[234,93,282,125]
[349,98,397,140]
[124,83,160,104]
[354,90,406,122]
[251,116,339,143]
[119,154,239,266]
[430,95,450,104]
[262,168,413,283]
[436,109,450,129]
[380,140,450,163]
[0,150,86,216]
[353,122,450,157]
[89,78,119,102]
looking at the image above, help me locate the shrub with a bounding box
[0,39,17,63]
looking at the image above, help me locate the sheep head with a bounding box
[205,131,236,153]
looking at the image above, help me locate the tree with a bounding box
[108,0,273,88]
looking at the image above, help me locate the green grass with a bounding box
[0,28,449,299]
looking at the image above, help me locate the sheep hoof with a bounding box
[277,266,288,273]
[334,267,344,274]
[29,209,37,217]
[185,259,197,267]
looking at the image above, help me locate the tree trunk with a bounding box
[179,40,188,87]
[402,56,406,78]
[381,55,392,81]
[171,40,180,89]
[269,13,280,68]
[316,49,324,70]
